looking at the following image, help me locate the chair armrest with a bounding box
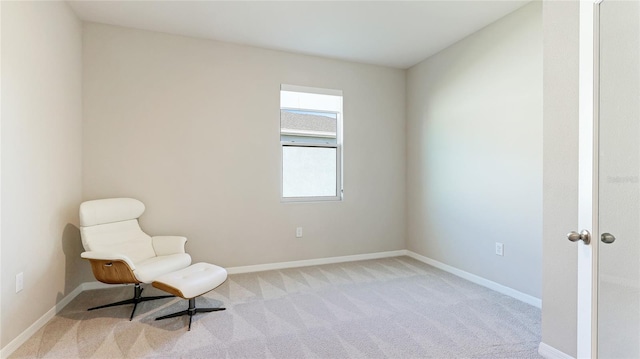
[81,251,136,270]
[151,236,187,256]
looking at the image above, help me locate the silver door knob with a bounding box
[601,233,616,244]
[567,229,591,245]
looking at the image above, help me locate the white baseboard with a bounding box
[226,250,407,274]
[405,250,542,308]
[81,281,126,291]
[0,284,85,359]
[538,342,574,359]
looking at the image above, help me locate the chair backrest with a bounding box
[79,198,156,264]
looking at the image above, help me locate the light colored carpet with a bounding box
[10,256,542,358]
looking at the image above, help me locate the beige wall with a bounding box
[82,23,407,268]
[541,0,579,357]
[406,2,543,299]
[1,1,87,347]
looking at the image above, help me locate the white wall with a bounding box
[1,1,86,347]
[82,23,407,268]
[406,2,543,299]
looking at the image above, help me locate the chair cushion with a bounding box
[153,262,227,299]
[81,219,157,263]
[80,198,145,227]
[134,253,192,283]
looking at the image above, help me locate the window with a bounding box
[280,85,343,201]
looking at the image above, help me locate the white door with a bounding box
[576,1,640,358]
[597,0,640,357]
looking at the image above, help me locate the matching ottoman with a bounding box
[152,262,227,330]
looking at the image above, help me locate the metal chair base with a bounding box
[88,283,173,320]
[155,297,225,330]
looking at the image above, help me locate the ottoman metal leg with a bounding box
[155,298,225,331]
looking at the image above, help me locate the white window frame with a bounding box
[280,84,343,202]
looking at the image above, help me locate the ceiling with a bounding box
[67,1,530,69]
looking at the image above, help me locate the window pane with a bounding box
[280,109,337,144]
[280,89,342,113]
[282,146,337,198]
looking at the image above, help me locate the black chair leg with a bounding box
[155,297,225,330]
[88,283,174,320]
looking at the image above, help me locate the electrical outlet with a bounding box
[16,272,24,293]
[495,242,504,256]
[296,227,303,238]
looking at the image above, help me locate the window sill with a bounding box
[281,196,343,204]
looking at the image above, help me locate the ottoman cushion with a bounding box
[153,262,227,299]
